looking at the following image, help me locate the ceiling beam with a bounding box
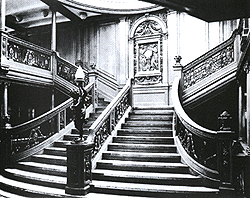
[6,16,27,32]
[40,0,83,24]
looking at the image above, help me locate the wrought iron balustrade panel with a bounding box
[183,43,234,89]
[176,118,218,170]
[6,40,51,70]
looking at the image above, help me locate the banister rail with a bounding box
[1,31,52,71]
[183,29,239,90]
[87,78,133,157]
[1,83,95,165]
[56,54,89,85]
[173,77,235,186]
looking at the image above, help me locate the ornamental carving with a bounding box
[134,20,163,37]
[183,44,234,89]
[138,42,159,72]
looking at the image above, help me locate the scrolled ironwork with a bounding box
[176,116,217,170]
[4,35,51,70]
[183,31,238,90]
[88,79,132,158]
[57,56,89,86]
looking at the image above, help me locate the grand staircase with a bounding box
[91,106,219,197]
[0,105,220,197]
[0,98,110,198]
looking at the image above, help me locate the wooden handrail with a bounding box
[87,78,132,142]
[88,79,131,138]
[3,32,52,56]
[183,29,240,90]
[172,77,217,139]
[6,82,94,135]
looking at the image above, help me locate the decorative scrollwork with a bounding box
[11,126,46,155]
[57,60,89,86]
[92,91,130,158]
[134,20,163,37]
[183,43,234,89]
[176,118,217,170]
[7,41,51,70]
[84,152,92,182]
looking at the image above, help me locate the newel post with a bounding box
[173,55,183,96]
[65,141,94,195]
[217,111,235,191]
[88,63,97,108]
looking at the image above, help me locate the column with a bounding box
[238,84,243,140]
[51,8,56,52]
[3,81,10,127]
[0,0,6,31]
[247,71,250,146]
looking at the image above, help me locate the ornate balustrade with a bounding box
[183,29,239,90]
[0,83,94,165]
[87,78,133,157]
[172,77,235,187]
[1,32,52,72]
[56,55,89,86]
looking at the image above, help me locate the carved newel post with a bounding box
[173,55,183,78]
[65,66,94,195]
[217,111,235,191]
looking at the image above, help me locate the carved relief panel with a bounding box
[130,16,167,85]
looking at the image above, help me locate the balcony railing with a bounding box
[1,32,52,72]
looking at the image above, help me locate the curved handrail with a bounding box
[183,29,240,90]
[172,77,217,140]
[6,82,94,135]
[173,76,235,185]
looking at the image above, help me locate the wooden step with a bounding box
[96,160,190,174]
[117,129,173,137]
[4,168,66,189]
[113,136,174,144]
[43,147,67,157]
[102,151,181,163]
[108,143,177,153]
[0,175,76,198]
[92,169,203,186]
[31,154,67,166]
[92,180,219,198]
[16,162,66,177]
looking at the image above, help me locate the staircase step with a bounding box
[92,169,202,186]
[108,143,177,153]
[0,175,76,198]
[117,129,173,137]
[92,180,219,198]
[122,125,172,130]
[53,140,72,147]
[127,115,172,121]
[125,120,172,125]
[133,106,174,110]
[113,136,174,144]
[16,161,66,177]
[63,134,79,141]
[4,168,66,189]
[31,154,67,166]
[44,147,67,156]
[102,151,181,162]
[132,110,173,115]
[96,160,189,173]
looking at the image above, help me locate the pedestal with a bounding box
[65,142,94,195]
